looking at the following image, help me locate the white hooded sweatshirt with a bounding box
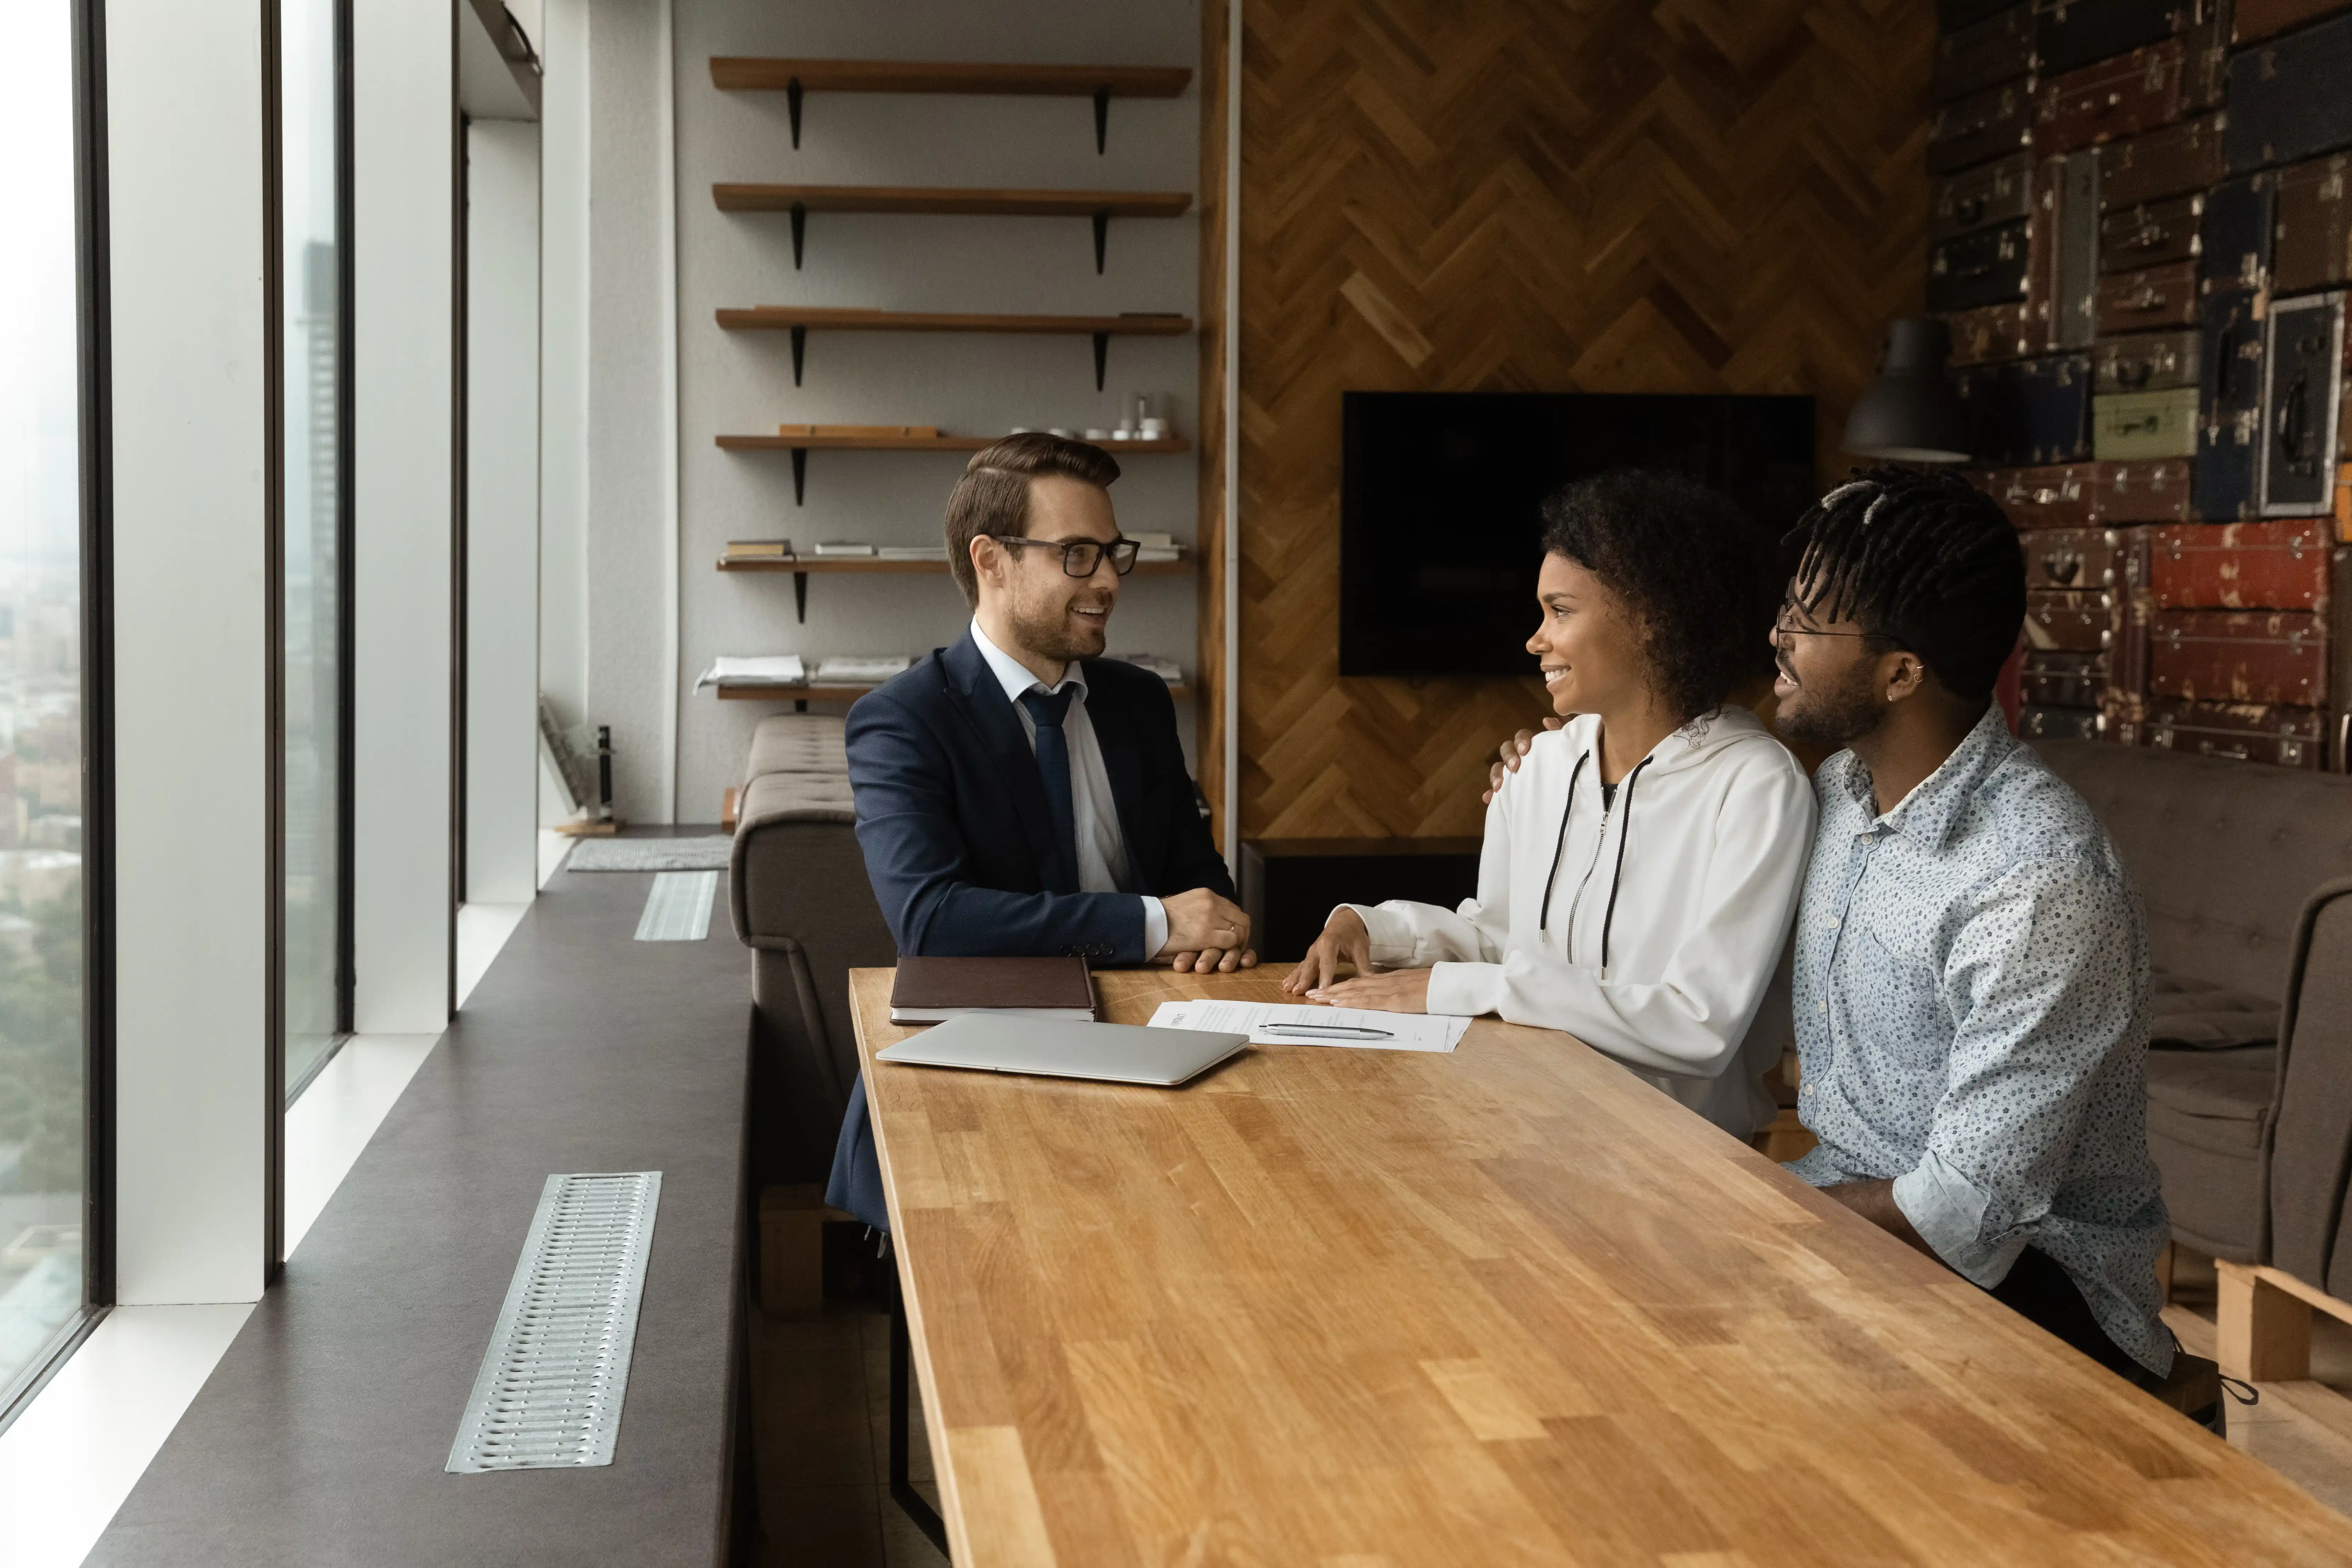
[1342,705,1815,1137]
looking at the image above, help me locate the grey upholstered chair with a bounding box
[728,715,894,1188]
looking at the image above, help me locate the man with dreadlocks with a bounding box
[1766,466,2223,1426]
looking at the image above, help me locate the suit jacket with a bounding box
[844,628,1234,962]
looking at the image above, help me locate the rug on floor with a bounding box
[565,835,733,872]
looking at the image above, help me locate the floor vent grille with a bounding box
[635,870,718,941]
[446,1171,662,1473]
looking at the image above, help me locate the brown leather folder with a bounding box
[888,955,1099,1023]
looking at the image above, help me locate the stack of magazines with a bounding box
[815,654,913,685]
[695,654,806,691]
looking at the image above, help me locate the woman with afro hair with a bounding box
[1285,468,1815,1138]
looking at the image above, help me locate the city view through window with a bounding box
[0,0,91,1398]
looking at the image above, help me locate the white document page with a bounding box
[1146,999,1470,1053]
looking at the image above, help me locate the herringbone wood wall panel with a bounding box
[1213,0,1933,844]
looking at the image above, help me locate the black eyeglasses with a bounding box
[988,535,1142,578]
[1773,598,1889,646]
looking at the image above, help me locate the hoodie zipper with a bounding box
[1561,799,1613,963]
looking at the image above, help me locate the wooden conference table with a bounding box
[851,968,2352,1566]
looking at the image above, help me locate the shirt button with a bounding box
[1817,1002,1827,1015]
[1802,1084,1814,1097]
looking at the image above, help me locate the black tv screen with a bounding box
[1339,391,1817,677]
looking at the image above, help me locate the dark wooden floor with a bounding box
[751,1301,947,1568]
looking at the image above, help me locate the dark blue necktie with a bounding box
[1019,687,1081,893]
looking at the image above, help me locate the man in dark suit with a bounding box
[827,432,1254,1227]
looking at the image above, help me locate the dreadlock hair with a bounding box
[1781,466,2024,701]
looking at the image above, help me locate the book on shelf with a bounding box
[1116,654,1183,684]
[726,538,793,558]
[815,653,913,684]
[1129,532,1177,549]
[875,545,950,561]
[778,423,942,439]
[888,955,1098,1024]
[696,653,807,690]
[1136,547,1180,562]
[812,541,877,557]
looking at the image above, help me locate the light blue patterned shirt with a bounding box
[1785,704,2172,1374]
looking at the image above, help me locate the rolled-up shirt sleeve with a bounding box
[1889,857,2147,1285]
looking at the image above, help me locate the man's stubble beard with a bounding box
[1774,656,1887,752]
[1009,591,1109,666]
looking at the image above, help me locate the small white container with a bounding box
[1048,426,1076,438]
[1084,428,1111,440]
[1139,417,1169,439]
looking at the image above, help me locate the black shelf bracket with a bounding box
[790,446,807,505]
[790,324,807,385]
[787,77,804,147]
[793,570,809,623]
[1092,210,1110,273]
[1092,330,1109,390]
[790,202,807,269]
[1094,86,1110,154]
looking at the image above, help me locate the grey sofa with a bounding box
[2036,741,2352,1263]
[728,714,892,1186]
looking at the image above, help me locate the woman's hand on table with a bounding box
[1306,967,1432,1014]
[1282,907,1373,995]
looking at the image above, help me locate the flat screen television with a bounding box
[1339,391,1817,677]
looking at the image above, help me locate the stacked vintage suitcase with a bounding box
[1936,0,2352,768]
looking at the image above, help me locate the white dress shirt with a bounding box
[970,619,1169,958]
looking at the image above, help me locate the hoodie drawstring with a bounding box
[1597,757,1650,970]
[1536,751,1587,934]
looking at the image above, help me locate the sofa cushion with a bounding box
[2035,739,2352,1006]
[745,713,848,782]
[2149,970,2279,1050]
[736,768,854,826]
[2145,1045,2277,1262]
[2146,1046,2277,1127]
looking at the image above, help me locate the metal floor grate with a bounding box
[635,870,718,941]
[446,1172,662,1473]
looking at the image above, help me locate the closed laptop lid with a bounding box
[875,1013,1248,1087]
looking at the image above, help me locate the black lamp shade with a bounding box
[1842,317,1971,464]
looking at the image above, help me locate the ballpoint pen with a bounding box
[1262,1023,1394,1040]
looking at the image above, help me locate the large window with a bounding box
[0,0,97,1405]
[282,0,350,1100]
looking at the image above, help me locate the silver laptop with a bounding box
[875,1013,1249,1087]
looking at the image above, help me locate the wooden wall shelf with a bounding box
[719,680,1189,707]
[713,185,1193,271]
[707,58,1193,152]
[714,308,1193,389]
[718,551,1187,621]
[715,432,1190,453]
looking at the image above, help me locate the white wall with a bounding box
[553,0,1202,825]
[671,0,1203,821]
[465,120,543,904]
[538,0,589,778]
[353,0,456,1031]
[582,0,676,823]
[108,0,272,1304]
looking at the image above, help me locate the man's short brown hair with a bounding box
[943,432,1121,606]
